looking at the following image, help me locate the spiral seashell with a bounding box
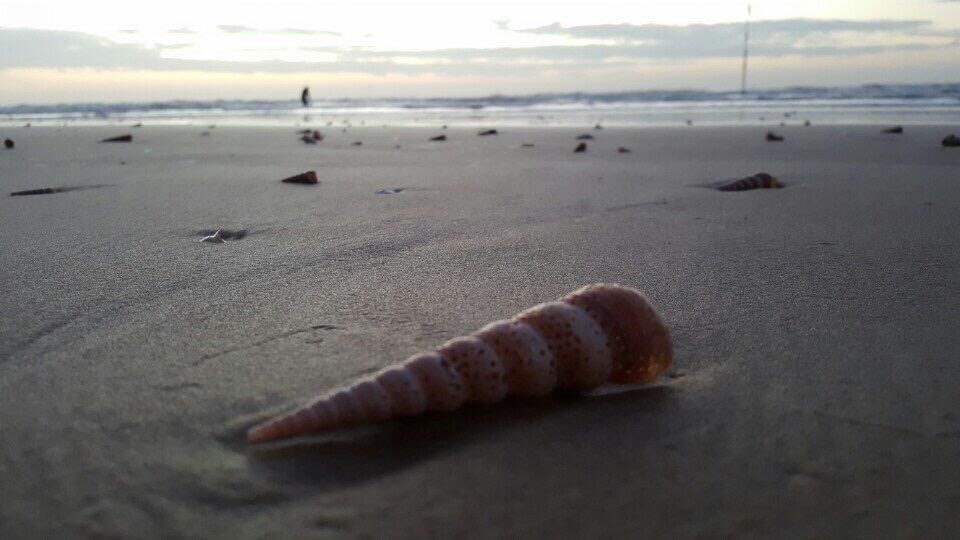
[247,283,672,443]
[717,172,781,192]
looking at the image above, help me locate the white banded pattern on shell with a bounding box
[247,283,672,443]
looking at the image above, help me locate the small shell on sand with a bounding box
[280,171,318,184]
[200,230,225,244]
[100,134,133,143]
[717,172,781,192]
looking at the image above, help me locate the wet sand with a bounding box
[2,124,959,538]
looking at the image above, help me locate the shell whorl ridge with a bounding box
[247,283,672,443]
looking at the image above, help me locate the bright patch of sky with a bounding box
[0,0,958,103]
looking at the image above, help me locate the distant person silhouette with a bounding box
[301,86,311,107]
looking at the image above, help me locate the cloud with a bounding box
[155,43,194,51]
[0,28,159,69]
[275,28,340,36]
[217,25,339,35]
[217,25,257,33]
[502,19,954,58]
[0,19,956,79]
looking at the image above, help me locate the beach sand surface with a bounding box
[1,125,959,538]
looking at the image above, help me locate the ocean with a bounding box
[2,83,959,128]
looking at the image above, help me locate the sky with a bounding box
[0,0,958,104]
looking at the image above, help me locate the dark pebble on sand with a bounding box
[574,142,587,153]
[478,129,498,136]
[942,134,960,147]
[576,134,593,140]
[883,126,904,134]
[100,134,133,143]
[4,138,13,149]
[521,143,535,148]
[430,135,447,141]
[766,132,784,142]
[352,141,362,146]
[617,147,631,153]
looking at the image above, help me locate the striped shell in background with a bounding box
[247,283,673,443]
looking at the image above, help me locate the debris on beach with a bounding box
[11,188,57,196]
[430,134,447,141]
[352,141,362,146]
[200,131,211,137]
[942,134,960,147]
[298,129,324,143]
[686,119,693,126]
[197,229,247,241]
[576,134,594,140]
[280,171,319,185]
[883,126,904,134]
[131,123,143,128]
[594,123,603,130]
[4,138,13,149]
[617,147,631,153]
[575,142,587,153]
[100,134,133,143]
[246,283,673,443]
[717,172,781,192]
[478,129,498,136]
[804,120,811,127]
[199,230,225,244]
[766,132,784,142]
[521,143,535,148]
[442,125,448,129]
[10,184,107,196]
[376,188,406,194]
